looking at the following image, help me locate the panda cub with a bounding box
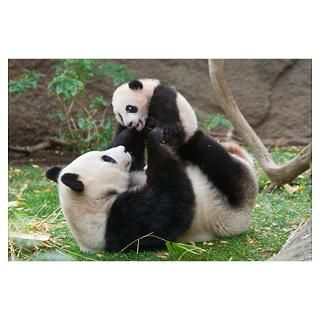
[46,128,257,252]
[112,79,198,145]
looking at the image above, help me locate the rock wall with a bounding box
[269,219,312,261]
[8,59,311,146]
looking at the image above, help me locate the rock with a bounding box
[269,219,312,261]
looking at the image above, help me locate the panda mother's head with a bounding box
[46,146,132,200]
[112,79,160,131]
[45,145,132,253]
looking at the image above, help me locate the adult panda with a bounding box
[46,128,195,252]
[111,79,198,146]
[46,128,257,252]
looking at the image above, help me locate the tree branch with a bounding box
[208,59,311,185]
[9,137,72,155]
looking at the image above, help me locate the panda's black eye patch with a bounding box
[126,105,138,113]
[102,155,117,164]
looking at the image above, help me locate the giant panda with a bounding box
[111,79,198,146]
[46,127,257,252]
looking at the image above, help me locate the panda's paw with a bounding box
[162,123,183,137]
[148,127,164,144]
[161,123,184,146]
[146,116,158,130]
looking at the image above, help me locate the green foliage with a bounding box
[53,59,97,81]
[203,113,233,132]
[46,59,134,152]
[8,147,311,261]
[89,96,108,109]
[47,111,66,122]
[8,70,44,96]
[97,61,135,87]
[47,59,134,103]
[166,241,206,260]
[9,59,135,153]
[48,74,85,103]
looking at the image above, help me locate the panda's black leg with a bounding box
[109,124,146,171]
[178,130,246,206]
[109,124,127,148]
[147,85,186,147]
[147,115,185,148]
[145,128,183,187]
[106,128,195,252]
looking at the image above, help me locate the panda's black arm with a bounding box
[145,128,185,187]
[178,130,246,206]
[147,85,185,146]
[109,124,146,171]
[105,128,195,251]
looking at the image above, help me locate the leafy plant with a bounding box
[90,96,108,109]
[97,61,135,87]
[48,59,97,102]
[48,74,85,103]
[9,70,44,96]
[9,59,135,153]
[203,113,233,132]
[47,59,134,153]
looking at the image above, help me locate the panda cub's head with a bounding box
[45,146,131,252]
[112,78,160,131]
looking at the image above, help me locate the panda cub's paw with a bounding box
[162,122,183,136]
[148,127,164,144]
[161,122,184,146]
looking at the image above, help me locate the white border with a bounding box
[1,1,318,319]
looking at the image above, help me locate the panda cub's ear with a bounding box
[45,166,62,183]
[128,79,143,90]
[61,173,84,192]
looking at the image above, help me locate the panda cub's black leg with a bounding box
[178,130,248,206]
[109,124,146,171]
[147,85,186,147]
[145,128,182,187]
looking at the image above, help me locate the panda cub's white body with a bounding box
[46,128,257,252]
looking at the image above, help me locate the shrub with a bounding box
[9,59,135,153]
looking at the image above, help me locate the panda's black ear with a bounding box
[45,166,62,183]
[61,173,84,192]
[128,79,143,90]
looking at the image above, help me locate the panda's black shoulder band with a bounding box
[128,80,143,90]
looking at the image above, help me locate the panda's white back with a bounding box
[177,160,257,243]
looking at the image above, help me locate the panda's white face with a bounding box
[59,146,132,199]
[46,145,132,253]
[112,79,160,131]
[112,85,148,131]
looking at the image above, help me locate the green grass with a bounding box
[8,147,311,261]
